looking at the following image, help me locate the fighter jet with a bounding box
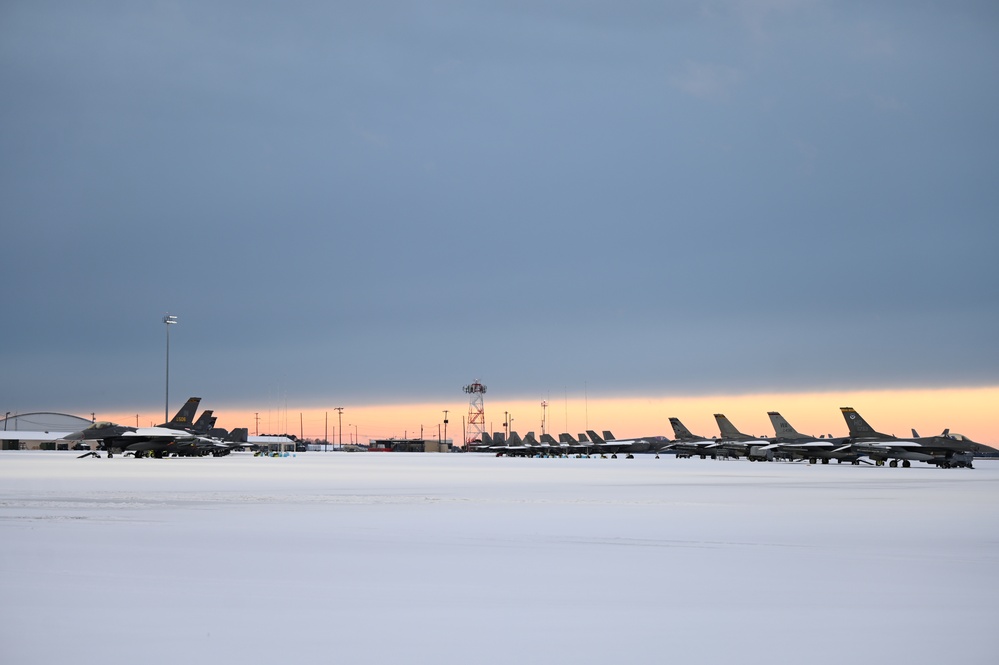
[585,430,667,458]
[765,411,861,464]
[62,422,212,458]
[663,417,720,459]
[479,431,534,456]
[540,433,571,456]
[712,414,773,461]
[558,432,598,456]
[840,407,997,468]
[62,398,228,458]
[521,432,552,456]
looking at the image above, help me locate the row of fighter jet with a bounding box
[63,397,249,458]
[472,407,997,469]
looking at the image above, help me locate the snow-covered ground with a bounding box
[2,452,997,665]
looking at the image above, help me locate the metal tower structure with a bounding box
[463,381,487,446]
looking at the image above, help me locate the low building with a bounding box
[247,435,297,453]
[368,438,452,453]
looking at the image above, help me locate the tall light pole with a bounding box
[163,314,178,423]
[335,407,344,450]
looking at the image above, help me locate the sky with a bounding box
[2,2,997,440]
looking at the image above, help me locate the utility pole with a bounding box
[443,409,449,451]
[335,407,344,450]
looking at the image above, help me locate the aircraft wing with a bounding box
[779,441,838,448]
[123,426,199,439]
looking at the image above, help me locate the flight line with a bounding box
[470,407,997,469]
[2,400,995,469]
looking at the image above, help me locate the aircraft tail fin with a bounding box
[768,411,809,440]
[480,432,494,445]
[191,410,214,434]
[162,397,201,428]
[601,430,615,442]
[559,433,576,444]
[578,433,590,443]
[508,431,522,445]
[840,407,889,439]
[541,433,558,445]
[669,417,698,441]
[714,414,751,440]
[912,428,920,438]
[228,427,248,444]
[585,430,604,444]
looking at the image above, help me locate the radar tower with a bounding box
[463,381,487,447]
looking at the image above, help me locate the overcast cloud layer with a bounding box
[2,1,997,414]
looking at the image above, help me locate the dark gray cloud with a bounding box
[2,1,997,414]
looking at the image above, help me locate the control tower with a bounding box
[463,381,487,446]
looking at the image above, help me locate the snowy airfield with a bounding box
[2,452,998,665]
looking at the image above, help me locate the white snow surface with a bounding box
[2,452,997,665]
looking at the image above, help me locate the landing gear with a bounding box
[902,460,911,468]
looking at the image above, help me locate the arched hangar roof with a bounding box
[1,412,93,432]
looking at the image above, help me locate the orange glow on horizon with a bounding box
[99,385,999,446]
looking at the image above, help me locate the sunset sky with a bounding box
[94,385,999,446]
[2,2,997,443]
